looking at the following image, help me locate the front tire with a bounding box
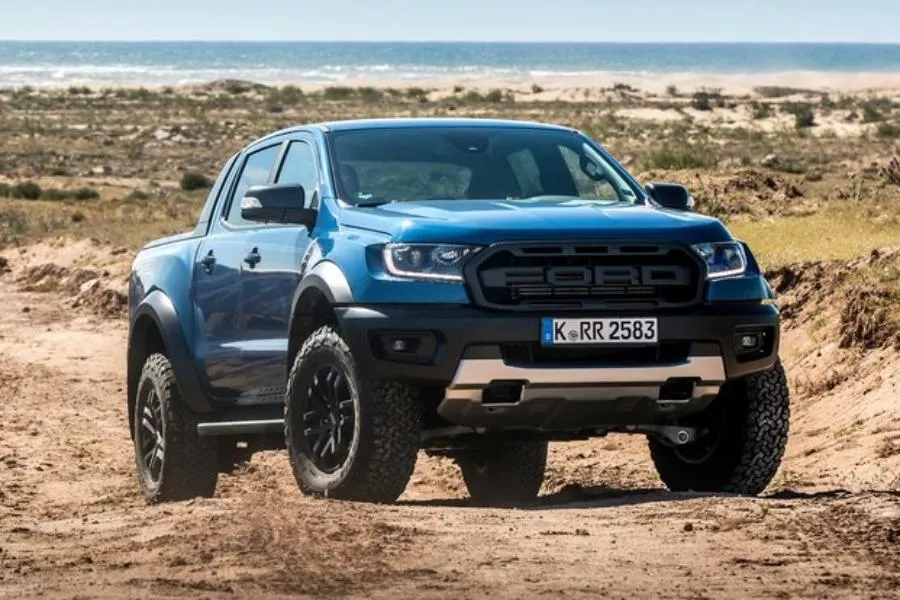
[649,360,790,495]
[285,326,421,503]
[457,439,548,506]
[133,353,218,503]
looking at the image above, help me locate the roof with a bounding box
[315,117,575,133]
[247,117,579,151]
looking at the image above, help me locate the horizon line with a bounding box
[2,39,900,45]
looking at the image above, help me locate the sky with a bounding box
[0,0,898,43]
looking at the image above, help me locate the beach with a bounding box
[0,45,899,598]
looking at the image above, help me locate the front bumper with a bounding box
[336,303,779,430]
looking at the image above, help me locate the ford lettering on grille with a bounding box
[480,265,691,288]
[466,242,703,310]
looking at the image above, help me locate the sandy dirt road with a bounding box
[0,249,898,599]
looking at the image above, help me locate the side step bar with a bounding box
[197,419,284,437]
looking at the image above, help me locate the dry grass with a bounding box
[730,204,900,269]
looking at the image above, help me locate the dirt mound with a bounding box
[71,277,128,318]
[17,263,100,294]
[15,262,127,319]
[647,168,816,219]
[840,284,900,350]
[767,247,900,350]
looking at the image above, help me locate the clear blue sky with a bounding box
[1,0,898,43]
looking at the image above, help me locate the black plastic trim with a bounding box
[336,303,780,386]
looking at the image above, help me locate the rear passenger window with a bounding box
[226,144,281,224]
[276,141,318,205]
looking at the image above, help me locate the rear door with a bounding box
[238,135,320,398]
[191,142,283,400]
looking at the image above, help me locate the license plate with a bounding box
[541,318,658,345]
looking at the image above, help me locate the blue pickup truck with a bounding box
[128,118,789,506]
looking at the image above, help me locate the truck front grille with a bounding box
[465,242,704,311]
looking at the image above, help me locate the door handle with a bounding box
[244,248,261,268]
[200,250,216,274]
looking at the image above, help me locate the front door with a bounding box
[192,141,284,400]
[238,138,319,398]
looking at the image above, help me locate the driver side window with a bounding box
[225,144,282,225]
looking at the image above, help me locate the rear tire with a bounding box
[285,326,421,503]
[457,439,547,507]
[133,353,218,503]
[649,360,790,495]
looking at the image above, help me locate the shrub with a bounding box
[531,83,544,94]
[41,187,100,201]
[485,89,506,103]
[125,190,151,202]
[322,86,355,100]
[180,172,212,191]
[753,86,814,98]
[10,181,42,200]
[876,122,900,139]
[406,87,429,101]
[750,101,774,120]
[643,142,718,170]
[357,87,384,102]
[666,85,678,97]
[861,99,886,123]
[280,85,304,103]
[71,187,100,200]
[783,103,816,128]
[691,91,713,111]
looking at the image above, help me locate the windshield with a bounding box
[329,126,640,206]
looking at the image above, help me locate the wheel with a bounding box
[133,353,218,503]
[456,438,548,506]
[285,326,421,503]
[649,360,790,495]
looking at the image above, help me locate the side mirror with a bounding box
[241,183,317,227]
[646,182,695,211]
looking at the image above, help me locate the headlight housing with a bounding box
[692,242,747,279]
[382,243,480,282]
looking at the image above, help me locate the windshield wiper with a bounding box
[354,199,394,208]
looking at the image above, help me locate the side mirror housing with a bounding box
[241,183,317,227]
[646,182,695,211]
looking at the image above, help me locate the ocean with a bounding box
[2,41,900,88]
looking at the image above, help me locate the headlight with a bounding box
[692,242,747,279]
[382,243,481,282]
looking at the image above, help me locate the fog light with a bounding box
[391,338,409,352]
[740,334,759,349]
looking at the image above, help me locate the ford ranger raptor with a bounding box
[127,118,789,506]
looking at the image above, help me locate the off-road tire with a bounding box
[457,439,548,506]
[649,360,790,495]
[285,326,421,503]
[133,353,218,503]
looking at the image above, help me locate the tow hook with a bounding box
[624,424,698,446]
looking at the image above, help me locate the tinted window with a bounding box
[331,127,638,205]
[559,145,622,202]
[226,144,281,224]
[276,141,318,205]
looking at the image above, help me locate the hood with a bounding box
[339,198,732,245]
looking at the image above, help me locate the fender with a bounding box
[128,290,214,418]
[286,261,354,369]
[290,260,354,314]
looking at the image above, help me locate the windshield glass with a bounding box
[330,126,640,205]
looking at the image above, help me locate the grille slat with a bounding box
[466,242,703,311]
